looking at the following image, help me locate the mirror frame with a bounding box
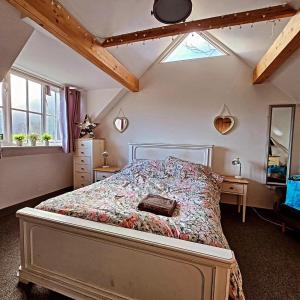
[113,117,129,133]
[266,104,296,186]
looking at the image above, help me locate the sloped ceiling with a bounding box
[5,0,300,99]
[0,0,33,81]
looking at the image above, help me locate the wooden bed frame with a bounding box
[17,143,235,300]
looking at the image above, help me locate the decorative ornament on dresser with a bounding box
[113,108,129,133]
[214,104,235,135]
[77,115,99,138]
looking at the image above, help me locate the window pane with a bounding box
[0,108,3,135]
[28,80,42,113]
[11,74,27,110]
[0,82,3,106]
[163,32,225,63]
[12,110,27,135]
[29,113,42,135]
[46,91,56,115]
[46,115,55,138]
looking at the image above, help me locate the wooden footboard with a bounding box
[17,208,234,300]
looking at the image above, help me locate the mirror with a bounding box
[266,105,296,186]
[214,116,235,135]
[113,117,129,133]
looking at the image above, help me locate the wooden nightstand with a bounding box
[221,176,249,223]
[94,167,121,182]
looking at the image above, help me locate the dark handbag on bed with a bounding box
[138,194,177,217]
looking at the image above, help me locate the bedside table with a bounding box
[94,167,121,182]
[221,176,249,223]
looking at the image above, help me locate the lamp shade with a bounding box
[152,0,193,24]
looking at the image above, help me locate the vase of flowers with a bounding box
[13,134,26,146]
[28,133,39,146]
[41,133,52,146]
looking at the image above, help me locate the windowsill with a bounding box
[1,144,65,158]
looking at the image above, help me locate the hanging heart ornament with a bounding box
[113,117,129,133]
[214,116,235,135]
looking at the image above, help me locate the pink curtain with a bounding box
[60,87,81,153]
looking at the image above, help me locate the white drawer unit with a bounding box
[73,139,105,189]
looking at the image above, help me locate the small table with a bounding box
[94,167,121,182]
[221,176,249,223]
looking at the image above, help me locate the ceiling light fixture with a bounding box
[151,0,193,24]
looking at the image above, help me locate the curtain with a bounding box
[60,87,81,153]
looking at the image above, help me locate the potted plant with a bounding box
[13,134,26,146]
[28,133,39,146]
[41,133,52,146]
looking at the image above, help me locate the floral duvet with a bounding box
[36,157,244,300]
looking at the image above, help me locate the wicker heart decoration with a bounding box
[214,116,235,135]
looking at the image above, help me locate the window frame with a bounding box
[160,31,230,64]
[1,70,62,146]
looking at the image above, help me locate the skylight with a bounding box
[162,32,226,63]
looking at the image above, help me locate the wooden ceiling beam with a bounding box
[7,0,139,92]
[253,10,300,84]
[102,4,296,48]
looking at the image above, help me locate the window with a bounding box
[1,71,62,145]
[162,32,226,63]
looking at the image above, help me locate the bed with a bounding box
[17,143,244,300]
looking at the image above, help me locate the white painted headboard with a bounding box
[128,143,214,167]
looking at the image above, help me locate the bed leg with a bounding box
[237,195,241,213]
[17,268,30,285]
[281,222,286,233]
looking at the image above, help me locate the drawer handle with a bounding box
[81,152,84,154]
[229,187,234,190]
[81,176,84,178]
[81,144,84,146]
[81,160,84,162]
[81,167,84,170]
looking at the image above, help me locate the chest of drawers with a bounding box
[73,139,105,189]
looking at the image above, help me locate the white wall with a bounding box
[87,88,123,121]
[0,152,73,210]
[94,55,299,209]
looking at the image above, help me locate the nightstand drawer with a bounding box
[74,156,91,165]
[222,182,244,194]
[75,164,91,173]
[95,171,114,182]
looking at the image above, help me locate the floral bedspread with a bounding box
[36,158,244,300]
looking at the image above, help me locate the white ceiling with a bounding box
[4,0,300,99]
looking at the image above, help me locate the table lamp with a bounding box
[232,157,242,179]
